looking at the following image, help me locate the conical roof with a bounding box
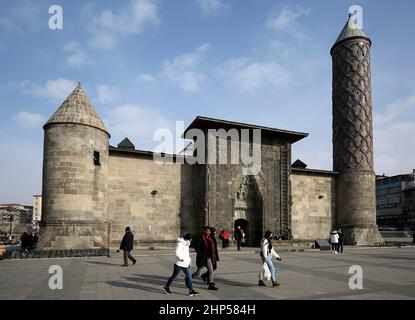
[117,137,135,149]
[44,82,110,136]
[331,14,371,53]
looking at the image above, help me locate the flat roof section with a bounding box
[183,116,309,143]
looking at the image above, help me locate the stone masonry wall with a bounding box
[290,171,336,240]
[40,124,109,249]
[107,152,193,248]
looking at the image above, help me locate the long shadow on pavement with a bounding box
[107,274,191,297]
[106,280,166,294]
[83,260,121,266]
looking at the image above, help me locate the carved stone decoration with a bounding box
[332,39,374,172]
[236,175,249,201]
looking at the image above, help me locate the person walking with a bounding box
[219,229,230,249]
[193,226,219,290]
[234,225,244,251]
[337,228,344,253]
[20,232,30,251]
[120,226,136,266]
[163,233,199,296]
[330,229,339,254]
[258,231,281,287]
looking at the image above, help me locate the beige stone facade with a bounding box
[290,169,337,240]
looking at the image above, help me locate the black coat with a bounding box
[234,228,243,240]
[120,231,134,251]
[194,234,219,270]
[338,232,344,244]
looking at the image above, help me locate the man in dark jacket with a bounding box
[193,226,219,290]
[120,226,136,267]
[338,228,344,253]
[234,225,244,251]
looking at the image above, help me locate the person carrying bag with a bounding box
[258,231,282,287]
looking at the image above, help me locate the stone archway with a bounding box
[233,175,263,247]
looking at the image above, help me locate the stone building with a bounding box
[32,195,42,222]
[38,15,383,250]
[0,204,33,236]
[376,171,415,230]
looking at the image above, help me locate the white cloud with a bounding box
[374,93,415,125]
[12,111,45,128]
[162,43,210,94]
[29,79,77,101]
[63,42,94,68]
[0,80,30,90]
[106,104,176,152]
[96,85,120,103]
[373,90,415,175]
[266,5,310,31]
[0,138,43,204]
[84,0,160,49]
[215,58,293,93]
[195,0,227,15]
[138,73,156,84]
[374,121,415,175]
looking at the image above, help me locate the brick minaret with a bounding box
[331,14,383,245]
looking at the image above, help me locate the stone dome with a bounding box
[44,82,110,136]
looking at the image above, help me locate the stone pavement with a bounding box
[0,247,414,300]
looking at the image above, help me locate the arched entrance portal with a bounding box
[233,175,263,247]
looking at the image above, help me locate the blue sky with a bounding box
[0,0,414,204]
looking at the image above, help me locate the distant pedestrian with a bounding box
[163,233,199,296]
[20,232,30,251]
[330,230,339,254]
[120,226,136,266]
[30,232,38,250]
[258,231,281,287]
[219,229,230,249]
[337,228,344,253]
[234,225,245,251]
[193,226,219,290]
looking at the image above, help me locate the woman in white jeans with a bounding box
[258,231,282,287]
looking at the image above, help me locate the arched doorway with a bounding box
[233,175,263,247]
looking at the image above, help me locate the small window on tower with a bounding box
[93,151,101,166]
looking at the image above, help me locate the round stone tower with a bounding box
[38,83,110,250]
[331,15,383,245]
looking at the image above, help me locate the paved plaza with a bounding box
[0,247,414,300]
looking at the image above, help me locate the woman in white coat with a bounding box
[330,230,339,253]
[163,233,199,296]
[258,231,282,287]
